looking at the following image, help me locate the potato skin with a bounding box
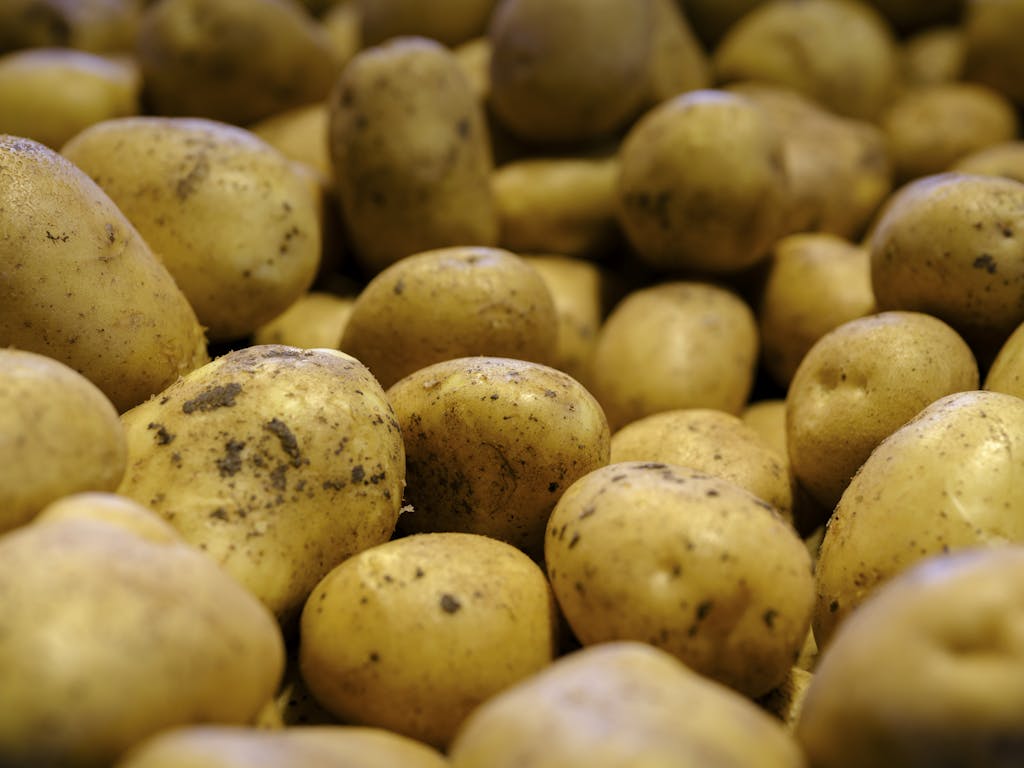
[386,356,610,558]
[0,135,208,412]
[118,345,405,622]
[0,516,284,768]
[449,642,806,768]
[358,0,498,46]
[546,461,814,698]
[0,349,126,533]
[329,36,497,275]
[61,116,322,342]
[985,320,1024,397]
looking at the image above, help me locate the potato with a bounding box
[985,320,1024,397]
[714,0,898,121]
[0,512,284,768]
[252,291,354,349]
[357,0,497,46]
[799,547,1024,767]
[545,461,813,698]
[588,281,759,430]
[742,399,789,464]
[339,246,558,389]
[491,154,621,259]
[617,90,790,274]
[328,36,497,275]
[869,172,1024,362]
[812,390,1024,646]
[684,0,767,48]
[641,0,712,107]
[609,409,793,521]
[321,1,363,71]
[0,48,139,149]
[117,345,405,622]
[136,0,340,125]
[950,140,1024,184]
[865,0,964,33]
[880,82,1019,183]
[487,0,655,143]
[115,725,449,768]
[0,350,126,534]
[727,83,893,240]
[759,666,815,730]
[386,356,609,557]
[453,36,491,100]
[0,135,208,412]
[758,233,877,387]
[33,491,182,544]
[249,101,332,187]
[0,0,145,54]
[448,641,806,767]
[786,310,978,511]
[964,0,1024,108]
[897,25,964,89]
[300,532,557,748]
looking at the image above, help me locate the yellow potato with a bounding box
[118,345,406,623]
[249,101,332,187]
[0,349,126,534]
[0,135,208,412]
[589,281,759,430]
[61,116,322,341]
[449,642,806,767]
[609,408,793,521]
[812,390,1024,646]
[799,547,1024,767]
[964,0,1024,108]
[950,140,1024,183]
[641,0,712,106]
[33,492,182,545]
[985,320,1024,397]
[786,310,978,511]
[387,356,610,558]
[339,246,558,389]
[329,36,497,274]
[300,532,557,748]
[0,0,144,54]
[0,48,139,149]
[546,461,814,698]
[758,233,877,387]
[897,25,964,89]
[358,0,498,46]
[742,399,789,464]
[252,292,354,350]
[0,514,284,768]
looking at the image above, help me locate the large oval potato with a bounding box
[813,390,1024,646]
[545,461,813,698]
[0,349,126,534]
[300,532,557,749]
[0,512,284,768]
[118,345,405,623]
[0,135,208,412]
[387,356,609,558]
[62,116,322,342]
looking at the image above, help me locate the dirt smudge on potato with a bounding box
[216,439,246,477]
[264,418,302,466]
[182,382,243,413]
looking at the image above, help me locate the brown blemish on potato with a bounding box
[175,153,210,200]
[763,609,778,629]
[216,439,246,477]
[351,465,365,483]
[972,253,997,274]
[264,418,302,466]
[440,593,462,614]
[182,382,243,413]
[147,422,175,445]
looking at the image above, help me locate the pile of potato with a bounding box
[4,0,1024,765]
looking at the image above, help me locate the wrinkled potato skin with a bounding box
[340,246,558,389]
[609,409,793,520]
[329,37,497,275]
[0,517,284,768]
[545,462,813,698]
[61,116,322,342]
[589,282,759,430]
[449,642,806,768]
[813,391,1024,647]
[118,346,405,622]
[300,532,557,749]
[799,547,1024,767]
[0,48,139,149]
[0,350,126,533]
[0,135,208,412]
[387,356,610,558]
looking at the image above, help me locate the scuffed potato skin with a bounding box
[118,345,405,623]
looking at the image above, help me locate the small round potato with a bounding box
[299,532,557,749]
[786,310,978,511]
[869,172,1024,361]
[0,349,126,534]
[799,547,1024,767]
[617,89,790,274]
[449,642,806,768]
[0,515,284,768]
[118,346,406,623]
[386,356,610,558]
[813,390,1024,647]
[758,232,877,387]
[589,281,759,430]
[609,409,793,521]
[340,246,558,389]
[546,461,814,698]
[61,116,322,341]
[985,320,1024,397]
